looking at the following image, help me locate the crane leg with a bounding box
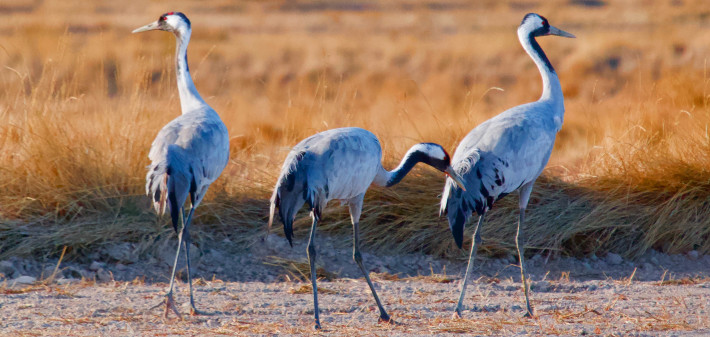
[307,211,321,330]
[348,194,393,324]
[516,208,534,317]
[453,213,484,319]
[182,206,203,316]
[352,222,392,323]
[150,209,185,320]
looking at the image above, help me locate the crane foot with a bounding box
[150,292,183,320]
[314,319,322,330]
[378,315,397,325]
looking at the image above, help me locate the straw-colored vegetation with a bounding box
[1,0,710,260]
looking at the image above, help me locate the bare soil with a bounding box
[1,233,709,336]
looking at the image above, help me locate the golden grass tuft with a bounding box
[1,0,710,261]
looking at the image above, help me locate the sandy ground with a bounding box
[1,233,709,336]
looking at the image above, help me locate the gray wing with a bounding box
[441,101,558,248]
[274,127,381,204]
[148,108,229,187]
[304,128,382,201]
[146,108,229,222]
[268,127,382,245]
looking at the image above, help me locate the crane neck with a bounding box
[382,153,423,187]
[174,28,208,114]
[518,28,564,113]
[375,144,447,187]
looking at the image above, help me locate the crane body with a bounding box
[440,13,575,318]
[134,12,229,319]
[269,127,465,329]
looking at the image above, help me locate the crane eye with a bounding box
[159,16,166,21]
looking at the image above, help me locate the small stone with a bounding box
[533,281,552,292]
[687,250,700,260]
[56,278,79,285]
[43,266,63,280]
[64,267,84,279]
[89,261,104,271]
[115,263,127,271]
[82,271,96,280]
[12,275,37,285]
[605,253,623,265]
[594,260,607,269]
[97,268,113,282]
[158,241,200,269]
[0,260,16,277]
[103,243,139,264]
[483,304,501,312]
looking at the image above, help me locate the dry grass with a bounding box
[287,284,337,295]
[1,0,710,261]
[263,256,338,282]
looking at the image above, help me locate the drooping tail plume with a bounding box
[440,151,487,249]
[146,145,192,233]
[268,151,309,246]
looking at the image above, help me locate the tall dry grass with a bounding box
[1,0,710,260]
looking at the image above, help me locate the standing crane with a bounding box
[440,13,574,318]
[133,12,230,319]
[268,127,466,329]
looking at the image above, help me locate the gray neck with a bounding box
[175,29,208,114]
[383,150,428,187]
[373,144,445,187]
[517,28,564,113]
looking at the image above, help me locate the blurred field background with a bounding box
[1,0,710,261]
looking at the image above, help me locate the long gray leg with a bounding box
[517,182,535,317]
[151,209,185,319]
[348,194,392,323]
[453,213,485,318]
[182,206,200,315]
[307,211,321,330]
[516,208,533,317]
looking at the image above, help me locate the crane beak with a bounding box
[548,26,575,38]
[445,167,467,191]
[132,21,160,34]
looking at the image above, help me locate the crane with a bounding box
[268,127,466,329]
[440,13,574,318]
[133,12,230,319]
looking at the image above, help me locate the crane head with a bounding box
[132,12,191,35]
[414,143,467,191]
[519,13,575,39]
